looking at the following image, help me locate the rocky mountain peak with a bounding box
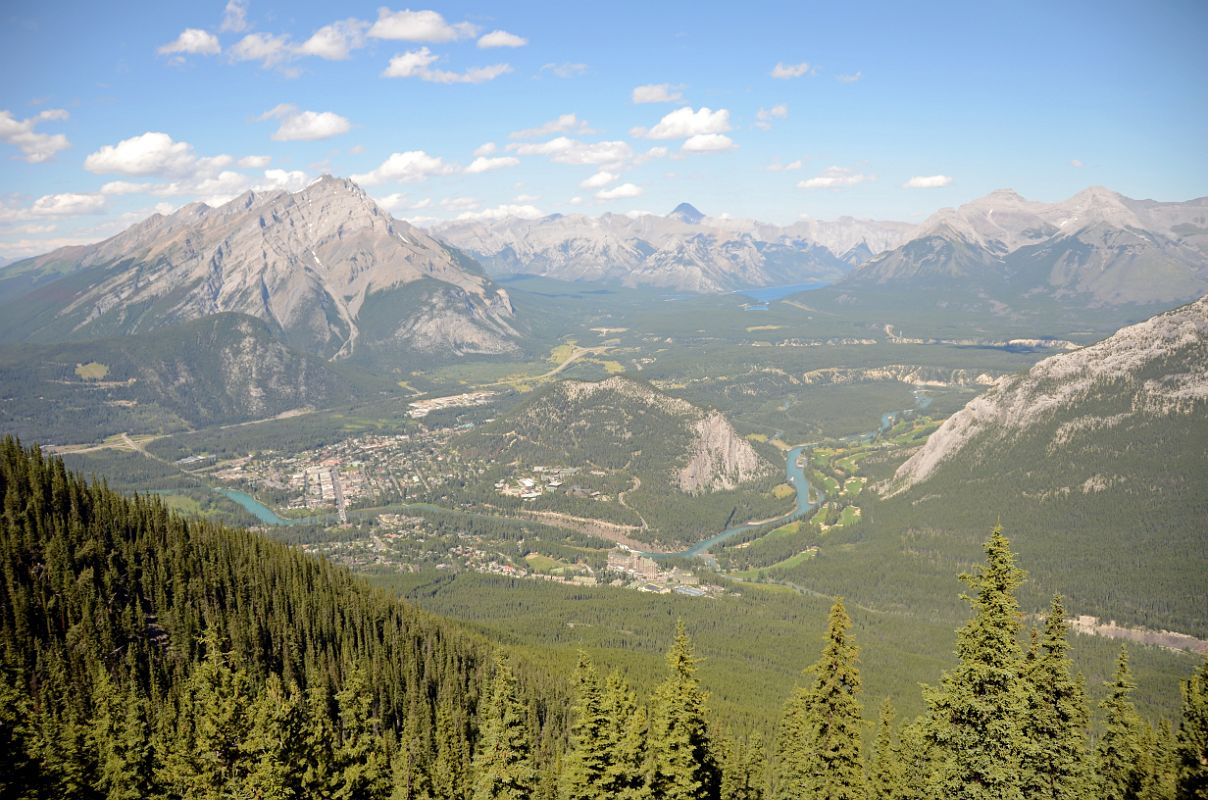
[668,202,705,224]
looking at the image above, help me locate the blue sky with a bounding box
[2,0,1206,259]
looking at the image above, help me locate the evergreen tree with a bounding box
[90,670,155,800]
[157,631,257,799]
[1020,595,1092,800]
[775,598,865,800]
[560,653,610,800]
[868,698,901,800]
[1176,658,1208,800]
[720,730,766,800]
[0,667,39,799]
[600,670,648,800]
[333,666,390,800]
[473,654,536,800]
[1097,648,1156,800]
[244,673,309,800]
[925,526,1027,800]
[895,717,935,800]
[1149,719,1178,800]
[646,621,721,800]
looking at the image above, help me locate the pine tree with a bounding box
[1149,719,1178,800]
[90,670,155,800]
[869,698,901,800]
[334,666,390,800]
[244,673,308,800]
[1175,658,1208,800]
[775,598,865,800]
[925,526,1027,800]
[646,621,721,800]
[895,717,935,800]
[1020,595,1092,800]
[720,730,766,800]
[600,670,648,800]
[1097,648,1156,800]
[0,666,39,799]
[473,654,536,800]
[561,653,610,800]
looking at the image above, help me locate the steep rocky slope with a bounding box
[0,176,519,359]
[885,292,1208,495]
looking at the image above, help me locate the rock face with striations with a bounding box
[677,410,770,493]
[885,293,1208,496]
[0,176,519,360]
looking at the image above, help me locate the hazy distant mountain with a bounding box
[0,176,520,360]
[668,202,706,225]
[847,188,1208,306]
[432,206,914,293]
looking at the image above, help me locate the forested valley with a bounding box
[2,438,1206,799]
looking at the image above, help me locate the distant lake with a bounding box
[218,489,291,525]
[737,281,829,304]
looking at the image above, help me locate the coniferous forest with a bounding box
[2,437,1206,799]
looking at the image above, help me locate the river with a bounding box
[645,389,934,559]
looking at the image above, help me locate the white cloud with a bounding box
[238,155,272,168]
[258,169,309,191]
[682,133,736,153]
[382,47,511,83]
[84,132,198,176]
[474,141,497,157]
[352,150,456,185]
[1071,159,1085,168]
[374,193,408,212]
[259,104,351,141]
[158,28,221,57]
[100,180,150,195]
[903,174,952,189]
[221,0,248,33]
[298,19,369,60]
[635,146,670,164]
[513,193,539,203]
[755,104,788,130]
[457,203,543,221]
[569,196,583,206]
[478,30,527,48]
[837,71,862,84]
[580,170,617,188]
[510,113,593,139]
[0,108,70,163]
[636,106,731,140]
[798,166,873,189]
[31,193,106,215]
[368,9,478,42]
[632,83,683,104]
[767,159,803,172]
[441,196,479,211]
[465,156,520,174]
[229,32,293,68]
[596,183,642,200]
[509,137,632,166]
[771,62,812,79]
[540,62,587,78]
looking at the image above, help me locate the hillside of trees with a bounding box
[2,437,1206,798]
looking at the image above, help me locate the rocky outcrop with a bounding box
[677,410,771,493]
[885,293,1208,495]
[801,365,998,387]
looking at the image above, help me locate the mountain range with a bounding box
[432,203,913,293]
[435,187,1208,306]
[0,176,520,361]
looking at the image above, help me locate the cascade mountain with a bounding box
[0,176,520,361]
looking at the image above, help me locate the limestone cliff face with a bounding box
[885,293,1208,496]
[677,410,771,493]
[4,176,518,359]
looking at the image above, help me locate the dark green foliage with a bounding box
[646,622,722,800]
[1097,649,1157,800]
[774,598,865,800]
[925,526,1026,800]
[1176,658,1208,800]
[1020,595,1092,800]
[868,698,901,800]
[473,654,536,800]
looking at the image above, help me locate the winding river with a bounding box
[217,390,934,564]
